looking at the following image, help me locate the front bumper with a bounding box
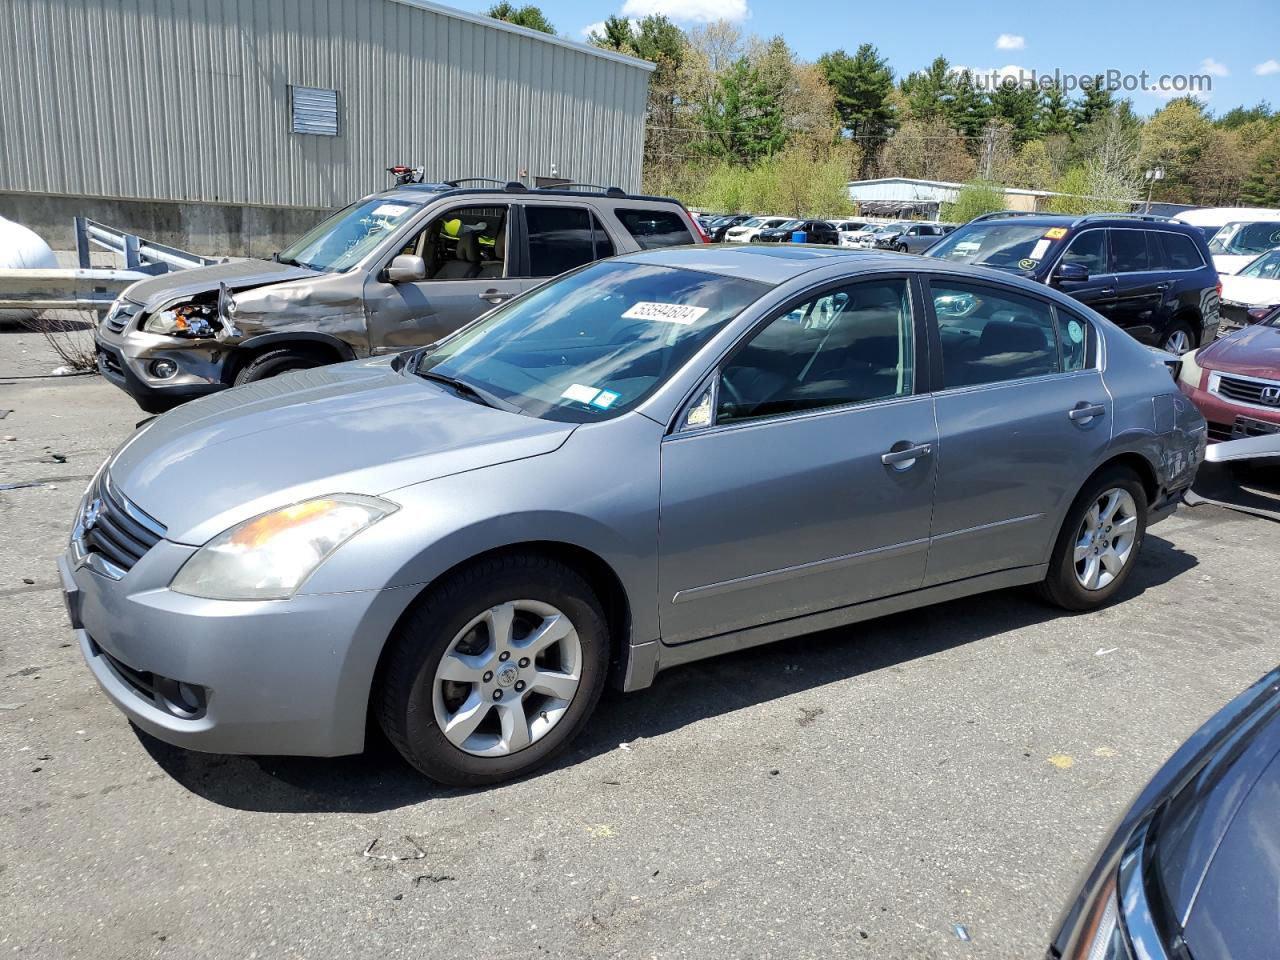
[60,544,416,757]
[1179,379,1280,442]
[95,322,228,412]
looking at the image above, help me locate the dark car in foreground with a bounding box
[1178,312,1280,441]
[753,219,839,244]
[63,246,1203,786]
[926,213,1221,355]
[95,180,703,413]
[1049,666,1280,960]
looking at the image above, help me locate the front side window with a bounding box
[279,198,425,272]
[526,205,597,277]
[616,208,695,249]
[1158,232,1205,270]
[931,281,1060,387]
[397,205,508,280]
[1239,249,1280,280]
[1109,230,1151,273]
[1208,221,1280,256]
[717,279,915,424]
[1060,230,1107,274]
[416,261,766,422]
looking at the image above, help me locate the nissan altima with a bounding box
[60,245,1206,785]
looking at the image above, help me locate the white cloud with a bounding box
[580,20,606,37]
[995,33,1025,51]
[620,0,750,23]
[1200,57,1229,77]
[1256,59,1280,76]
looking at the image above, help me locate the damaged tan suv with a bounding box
[95,180,703,412]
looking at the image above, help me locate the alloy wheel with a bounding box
[431,600,582,757]
[1073,488,1139,590]
[1164,329,1192,355]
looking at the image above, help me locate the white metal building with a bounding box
[847,178,1054,218]
[0,0,654,254]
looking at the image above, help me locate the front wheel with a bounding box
[1036,468,1148,611]
[376,553,610,786]
[232,347,326,385]
[1161,321,1196,356]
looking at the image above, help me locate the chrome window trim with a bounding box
[926,366,1102,400]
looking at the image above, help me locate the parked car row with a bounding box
[696,212,944,248]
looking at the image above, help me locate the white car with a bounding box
[724,216,789,243]
[840,222,901,248]
[1218,247,1280,334]
[1172,206,1280,244]
[832,220,870,246]
[1207,219,1280,275]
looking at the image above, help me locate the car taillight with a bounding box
[687,211,710,243]
[1216,281,1223,299]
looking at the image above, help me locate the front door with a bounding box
[1051,228,1119,319]
[658,276,937,645]
[363,203,522,352]
[922,277,1112,585]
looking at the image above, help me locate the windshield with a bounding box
[278,198,424,272]
[415,261,767,422]
[874,223,907,235]
[777,220,804,231]
[1239,249,1280,281]
[1209,221,1280,257]
[926,222,1064,273]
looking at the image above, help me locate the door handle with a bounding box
[1068,402,1106,422]
[1155,282,1170,291]
[881,442,933,468]
[1098,287,1116,296]
[479,289,514,304]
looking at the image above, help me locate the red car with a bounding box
[1178,315,1280,441]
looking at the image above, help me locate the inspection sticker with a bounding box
[621,301,709,325]
[561,383,602,405]
[591,390,621,409]
[1068,319,1085,344]
[1044,227,1068,239]
[1029,238,1052,261]
[372,203,410,217]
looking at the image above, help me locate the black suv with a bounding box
[925,213,1221,353]
[754,219,839,245]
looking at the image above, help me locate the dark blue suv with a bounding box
[925,212,1221,354]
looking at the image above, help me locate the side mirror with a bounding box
[1053,262,1089,284]
[385,254,427,283]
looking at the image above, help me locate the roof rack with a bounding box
[444,177,507,187]
[534,182,627,197]
[1074,212,1177,224]
[966,210,1043,223]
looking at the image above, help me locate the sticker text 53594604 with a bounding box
[621,302,710,325]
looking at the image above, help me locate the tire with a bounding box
[1161,320,1197,356]
[232,346,326,385]
[895,243,907,253]
[1036,466,1149,611]
[376,552,610,786]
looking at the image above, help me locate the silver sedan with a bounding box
[61,246,1206,785]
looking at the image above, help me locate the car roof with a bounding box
[965,213,1204,234]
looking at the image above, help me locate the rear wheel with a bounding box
[377,553,610,786]
[1161,320,1196,355]
[1036,467,1148,610]
[232,346,327,385]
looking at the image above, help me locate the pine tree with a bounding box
[1038,87,1075,137]
[1240,133,1280,205]
[817,44,897,176]
[1074,79,1115,129]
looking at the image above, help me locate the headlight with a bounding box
[1177,348,1204,390]
[145,301,221,337]
[170,495,398,600]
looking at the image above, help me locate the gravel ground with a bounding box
[2,332,1277,960]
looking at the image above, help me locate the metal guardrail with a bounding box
[0,268,150,311]
[75,216,221,272]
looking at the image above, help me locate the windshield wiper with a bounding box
[416,370,516,412]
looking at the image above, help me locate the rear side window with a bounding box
[1159,232,1206,270]
[1109,230,1151,273]
[617,208,694,249]
[526,205,595,277]
[1060,230,1107,273]
[930,281,1060,387]
[1055,309,1094,372]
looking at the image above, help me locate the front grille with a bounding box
[103,301,141,333]
[1214,374,1280,406]
[1232,416,1280,439]
[80,473,166,574]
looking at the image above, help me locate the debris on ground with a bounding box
[49,452,67,463]
[0,409,11,419]
[412,873,455,885]
[0,481,45,491]
[953,923,971,941]
[362,836,427,861]
[22,578,34,584]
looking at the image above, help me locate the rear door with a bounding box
[519,203,617,291]
[658,275,936,644]
[923,275,1110,585]
[1107,228,1167,343]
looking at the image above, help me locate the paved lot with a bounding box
[2,328,1278,960]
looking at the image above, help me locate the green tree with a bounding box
[817,44,897,174]
[1139,97,1214,203]
[1038,87,1074,137]
[697,43,791,165]
[1216,101,1273,130]
[589,14,634,50]
[484,2,554,33]
[900,56,960,124]
[988,80,1041,145]
[941,180,1006,222]
[1073,78,1114,129]
[1240,131,1280,205]
[1045,167,1093,214]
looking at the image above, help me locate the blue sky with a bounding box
[452,0,1280,115]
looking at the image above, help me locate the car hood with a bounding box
[1212,254,1257,276]
[1199,322,1280,379]
[1220,275,1280,306]
[107,359,576,545]
[122,258,323,311]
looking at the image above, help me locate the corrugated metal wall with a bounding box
[0,0,652,209]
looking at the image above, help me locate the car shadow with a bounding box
[134,533,1197,813]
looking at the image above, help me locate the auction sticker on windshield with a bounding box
[372,204,411,218]
[621,302,710,325]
